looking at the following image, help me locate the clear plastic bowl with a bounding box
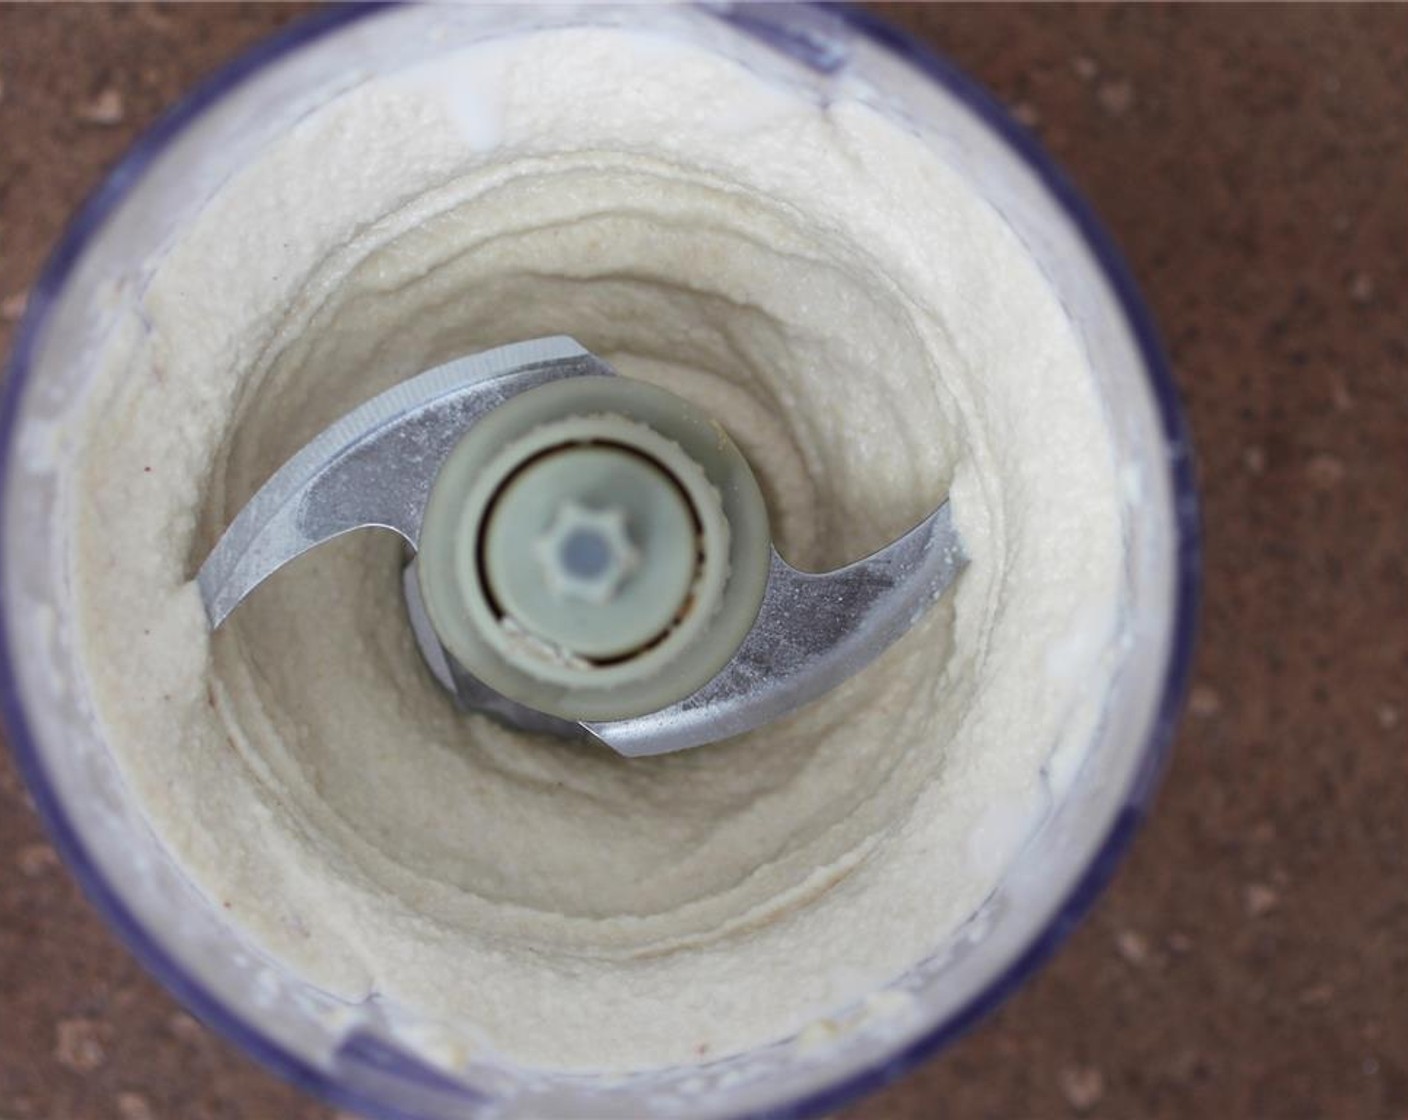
[0,6,1199,1119]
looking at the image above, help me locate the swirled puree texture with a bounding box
[72,26,1122,1072]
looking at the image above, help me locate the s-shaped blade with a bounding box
[197,337,614,628]
[585,501,965,756]
[198,335,967,756]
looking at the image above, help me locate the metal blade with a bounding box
[197,337,613,628]
[583,501,966,757]
[199,333,965,759]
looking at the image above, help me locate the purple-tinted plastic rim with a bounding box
[0,5,1201,1120]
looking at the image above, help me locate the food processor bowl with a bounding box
[0,5,1199,1118]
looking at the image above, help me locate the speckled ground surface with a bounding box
[1,5,1405,1119]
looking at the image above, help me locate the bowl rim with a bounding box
[0,5,1201,1119]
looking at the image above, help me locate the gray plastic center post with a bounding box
[417,376,772,722]
[482,444,702,660]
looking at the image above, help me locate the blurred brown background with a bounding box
[1,5,1405,1119]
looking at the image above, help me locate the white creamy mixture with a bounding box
[71,25,1123,1071]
